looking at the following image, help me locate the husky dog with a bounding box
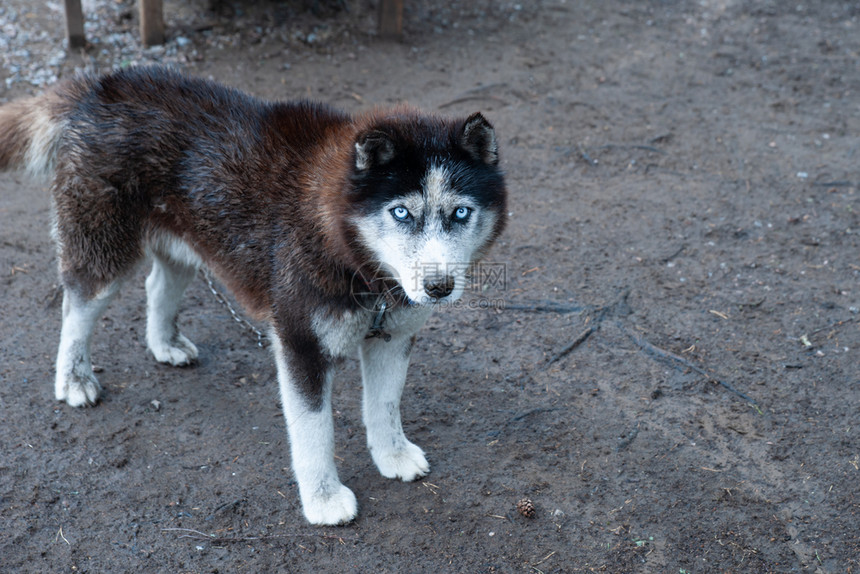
[0,67,506,525]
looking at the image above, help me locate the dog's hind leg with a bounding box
[55,284,119,406]
[145,253,199,366]
[360,335,429,482]
[51,167,151,405]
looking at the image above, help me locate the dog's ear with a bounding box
[355,130,395,171]
[460,112,498,166]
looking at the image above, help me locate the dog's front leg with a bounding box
[359,335,429,481]
[269,334,357,526]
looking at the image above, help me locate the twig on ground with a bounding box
[510,407,561,423]
[161,527,358,544]
[596,143,667,155]
[438,95,508,109]
[487,408,562,442]
[44,284,64,310]
[620,325,759,406]
[496,300,587,314]
[422,482,442,495]
[806,315,859,337]
[735,297,766,309]
[578,144,598,166]
[56,526,70,546]
[495,288,629,317]
[616,424,640,452]
[545,326,594,367]
[162,527,217,540]
[438,83,509,110]
[811,181,854,187]
[660,243,687,264]
[502,290,758,409]
[590,288,632,324]
[533,550,557,568]
[527,289,630,368]
[206,498,247,521]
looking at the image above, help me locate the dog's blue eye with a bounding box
[391,206,411,221]
[453,206,471,221]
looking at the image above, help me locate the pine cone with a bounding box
[516,498,536,518]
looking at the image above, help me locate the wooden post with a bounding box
[140,0,165,46]
[63,0,86,49]
[377,0,403,40]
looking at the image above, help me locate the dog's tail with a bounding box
[0,88,70,177]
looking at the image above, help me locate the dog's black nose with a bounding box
[424,275,455,299]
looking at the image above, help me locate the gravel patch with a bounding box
[0,0,370,97]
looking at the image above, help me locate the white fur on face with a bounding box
[354,165,497,305]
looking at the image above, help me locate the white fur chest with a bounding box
[311,304,433,358]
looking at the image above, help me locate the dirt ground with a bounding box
[1,0,859,572]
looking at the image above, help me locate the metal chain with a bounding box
[201,269,267,348]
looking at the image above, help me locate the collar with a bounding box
[365,297,392,342]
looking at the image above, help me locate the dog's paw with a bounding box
[301,484,358,526]
[149,333,198,366]
[56,371,102,407]
[372,441,429,482]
